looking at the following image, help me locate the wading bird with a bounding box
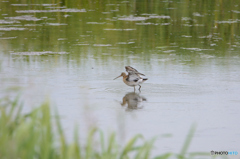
[113,66,148,91]
[121,92,147,109]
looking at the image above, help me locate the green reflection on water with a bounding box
[0,0,240,63]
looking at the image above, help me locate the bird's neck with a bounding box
[122,74,128,79]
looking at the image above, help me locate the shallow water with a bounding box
[1,0,240,155]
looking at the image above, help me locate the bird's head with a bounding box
[113,72,127,80]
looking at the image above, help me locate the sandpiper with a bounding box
[113,66,148,91]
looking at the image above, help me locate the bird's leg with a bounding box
[138,85,141,91]
[134,86,135,92]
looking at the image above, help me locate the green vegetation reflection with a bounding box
[0,0,239,58]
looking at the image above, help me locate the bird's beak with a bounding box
[113,75,122,80]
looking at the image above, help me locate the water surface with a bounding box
[0,0,240,155]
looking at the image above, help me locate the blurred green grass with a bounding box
[0,97,216,159]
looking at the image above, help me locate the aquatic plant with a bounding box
[0,97,213,159]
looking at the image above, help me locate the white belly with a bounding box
[123,78,143,87]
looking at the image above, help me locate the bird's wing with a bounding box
[127,73,140,82]
[125,66,145,76]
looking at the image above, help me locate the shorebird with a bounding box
[113,66,148,91]
[121,92,147,109]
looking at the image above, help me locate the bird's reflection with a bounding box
[120,92,147,110]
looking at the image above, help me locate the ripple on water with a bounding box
[161,23,171,25]
[16,9,86,13]
[93,44,112,47]
[181,47,214,51]
[104,28,136,31]
[141,13,170,18]
[58,38,68,41]
[162,50,176,53]
[74,43,89,46]
[232,10,240,13]
[199,54,215,59]
[116,42,135,45]
[6,15,42,21]
[192,12,204,17]
[46,23,67,26]
[181,17,192,21]
[215,20,238,24]
[10,51,69,55]
[0,20,20,24]
[11,4,56,6]
[11,4,29,6]
[0,37,17,40]
[118,14,170,21]
[136,22,154,25]
[24,24,42,27]
[86,22,105,25]
[149,15,170,19]
[118,16,149,21]
[181,35,192,38]
[198,35,212,39]
[0,27,26,31]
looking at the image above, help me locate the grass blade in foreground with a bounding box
[0,98,223,159]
